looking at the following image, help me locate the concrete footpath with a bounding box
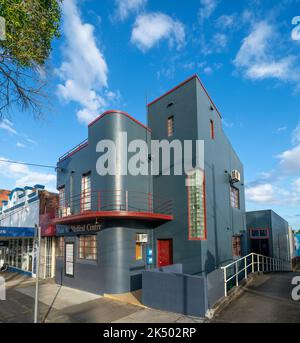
[0,272,202,323]
[210,272,300,323]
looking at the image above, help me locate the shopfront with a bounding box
[0,227,35,275]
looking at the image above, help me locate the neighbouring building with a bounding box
[295,233,300,257]
[246,210,293,261]
[0,185,58,278]
[0,189,10,207]
[54,74,247,295]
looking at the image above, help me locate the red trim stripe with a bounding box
[88,110,152,132]
[53,211,173,224]
[147,74,222,119]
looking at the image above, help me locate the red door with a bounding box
[157,239,173,267]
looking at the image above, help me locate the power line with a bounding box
[0,159,56,170]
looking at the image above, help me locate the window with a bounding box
[81,172,91,211]
[167,115,174,137]
[230,186,240,209]
[210,120,215,140]
[70,174,74,211]
[79,235,97,260]
[232,236,241,257]
[57,237,64,257]
[58,186,65,217]
[250,228,269,239]
[187,169,207,240]
[135,243,143,261]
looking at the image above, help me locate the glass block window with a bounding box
[187,169,206,240]
[230,186,240,209]
[79,235,97,260]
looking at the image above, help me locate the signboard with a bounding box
[57,223,102,236]
[0,227,34,237]
[65,242,74,277]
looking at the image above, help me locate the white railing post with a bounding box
[252,253,254,273]
[236,262,239,287]
[244,257,247,280]
[223,268,227,297]
[258,255,260,273]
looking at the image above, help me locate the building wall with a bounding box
[147,76,246,275]
[55,112,155,294]
[246,210,291,261]
[57,111,152,208]
[56,221,153,294]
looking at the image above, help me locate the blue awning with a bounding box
[0,227,35,238]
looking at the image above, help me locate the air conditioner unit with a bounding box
[231,170,241,183]
[136,234,148,243]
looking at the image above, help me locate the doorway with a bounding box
[251,239,270,256]
[157,239,173,267]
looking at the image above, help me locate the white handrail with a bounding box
[221,252,291,297]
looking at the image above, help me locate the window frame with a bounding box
[167,115,174,137]
[249,228,270,240]
[232,235,242,258]
[81,172,91,211]
[210,119,215,140]
[187,169,207,241]
[230,185,240,209]
[78,234,97,261]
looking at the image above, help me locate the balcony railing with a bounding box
[57,190,172,219]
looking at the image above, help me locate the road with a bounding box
[210,272,300,323]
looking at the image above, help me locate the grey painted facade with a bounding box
[148,76,247,275]
[246,210,291,261]
[55,75,247,295]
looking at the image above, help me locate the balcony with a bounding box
[54,190,173,225]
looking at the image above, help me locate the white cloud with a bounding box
[0,119,17,135]
[277,144,300,174]
[234,21,300,84]
[57,0,118,125]
[131,13,185,52]
[0,157,56,192]
[16,142,26,148]
[292,122,300,145]
[246,183,279,204]
[215,14,236,29]
[113,0,147,22]
[277,126,287,132]
[199,0,218,23]
[246,182,300,205]
[212,32,228,49]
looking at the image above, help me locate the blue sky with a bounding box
[0,0,300,228]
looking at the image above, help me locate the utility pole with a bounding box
[34,224,41,323]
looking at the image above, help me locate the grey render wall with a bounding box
[57,112,152,208]
[56,222,154,294]
[147,77,246,276]
[55,112,155,294]
[271,211,289,260]
[246,210,290,261]
[142,269,208,317]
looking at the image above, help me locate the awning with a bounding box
[0,227,35,238]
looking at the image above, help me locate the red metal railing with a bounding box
[58,139,88,162]
[57,190,172,218]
